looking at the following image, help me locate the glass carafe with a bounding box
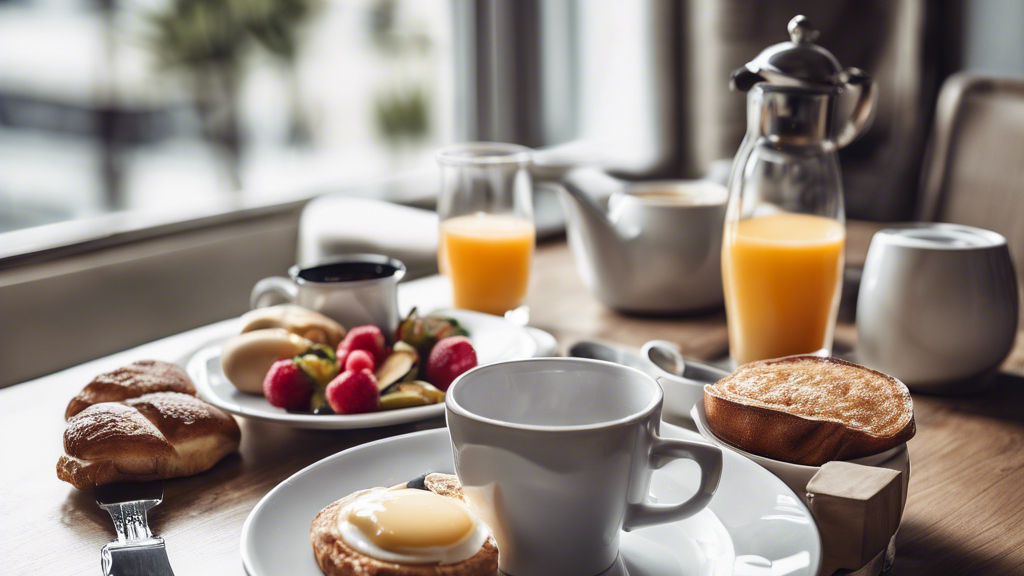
[723,85,846,366]
[722,15,876,366]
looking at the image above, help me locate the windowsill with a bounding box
[0,168,441,271]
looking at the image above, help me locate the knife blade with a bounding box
[95,481,175,576]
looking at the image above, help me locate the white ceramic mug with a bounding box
[250,254,406,332]
[857,224,1018,392]
[446,358,723,576]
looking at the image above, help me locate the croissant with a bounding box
[58,392,241,490]
[65,360,196,420]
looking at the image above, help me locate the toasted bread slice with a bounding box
[704,356,915,466]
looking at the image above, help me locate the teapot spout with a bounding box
[557,168,631,241]
[560,182,615,233]
[557,169,639,299]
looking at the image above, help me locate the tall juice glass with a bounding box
[436,142,535,320]
[722,85,846,366]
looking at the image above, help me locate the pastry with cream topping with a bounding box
[310,473,497,576]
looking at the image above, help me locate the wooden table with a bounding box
[3,222,1024,575]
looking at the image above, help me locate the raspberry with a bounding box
[326,369,380,414]
[337,325,387,363]
[345,349,375,373]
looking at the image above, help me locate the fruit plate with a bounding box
[242,424,821,576]
[185,309,538,429]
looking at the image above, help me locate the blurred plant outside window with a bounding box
[0,0,455,234]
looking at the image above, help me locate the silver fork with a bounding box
[95,481,175,576]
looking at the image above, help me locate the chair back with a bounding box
[918,73,1024,282]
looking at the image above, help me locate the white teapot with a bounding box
[557,168,726,314]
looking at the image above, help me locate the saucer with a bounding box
[185,309,539,429]
[242,424,821,575]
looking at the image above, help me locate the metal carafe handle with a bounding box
[835,67,878,148]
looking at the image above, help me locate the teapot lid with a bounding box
[731,15,844,91]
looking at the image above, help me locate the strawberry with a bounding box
[326,369,380,414]
[426,336,478,392]
[263,359,313,411]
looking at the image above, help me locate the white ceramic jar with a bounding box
[856,224,1018,392]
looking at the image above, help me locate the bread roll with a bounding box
[65,360,195,420]
[220,329,314,394]
[57,392,241,489]
[704,356,915,465]
[241,305,346,348]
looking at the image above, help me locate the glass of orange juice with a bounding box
[722,211,845,366]
[436,142,535,321]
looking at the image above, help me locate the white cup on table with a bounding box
[445,358,723,576]
[856,224,1018,392]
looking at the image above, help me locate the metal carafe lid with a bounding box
[729,15,878,147]
[731,15,845,91]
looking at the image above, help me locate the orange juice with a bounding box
[440,213,535,315]
[722,212,845,365]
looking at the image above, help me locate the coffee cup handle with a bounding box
[250,277,298,310]
[622,437,723,530]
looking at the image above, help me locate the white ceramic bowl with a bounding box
[690,401,909,511]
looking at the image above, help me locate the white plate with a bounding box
[185,310,538,429]
[242,424,821,576]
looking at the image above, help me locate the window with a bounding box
[0,0,455,235]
